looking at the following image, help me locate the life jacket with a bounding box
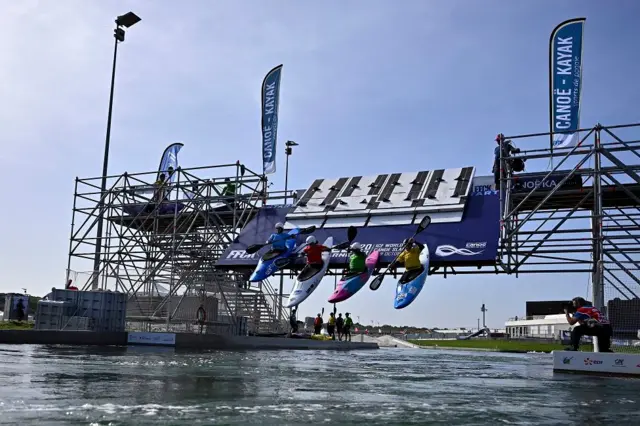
[328,316,336,326]
[314,317,322,326]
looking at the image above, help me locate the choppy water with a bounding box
[0,345,639,425]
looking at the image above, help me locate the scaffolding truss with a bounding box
[495,122,640,348]
[66,162,286,334]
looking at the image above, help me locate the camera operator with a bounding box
[564,297,613,352]
[493,133,522,190]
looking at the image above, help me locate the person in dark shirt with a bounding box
[335,313,345,341]
[564,296,613,352]
[493,133,517,190]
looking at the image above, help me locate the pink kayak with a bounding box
[328,251,379,303]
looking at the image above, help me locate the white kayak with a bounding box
[284,237,333,308]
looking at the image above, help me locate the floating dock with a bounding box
[0,330,378,351]
[553,350,640,377]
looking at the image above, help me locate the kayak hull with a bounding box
[249,229,300,282]
[328,251,379,303]
[285,237,333,308]
[394,245,430,309]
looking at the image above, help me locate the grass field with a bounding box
[408,338,593,353]
[0,321,34,330]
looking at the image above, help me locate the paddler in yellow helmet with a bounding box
[396,238,425,281]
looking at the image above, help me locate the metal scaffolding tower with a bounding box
[66,162,286,335]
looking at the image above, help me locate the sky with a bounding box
[1,0,640,329]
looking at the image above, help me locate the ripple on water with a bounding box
[0,345,638,425]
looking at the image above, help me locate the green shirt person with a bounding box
[222,178,236,197]
[347,243,366,274]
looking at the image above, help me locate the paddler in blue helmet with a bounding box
[266,222,288,254]
[344,242,366,276]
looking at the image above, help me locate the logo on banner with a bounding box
[583,358,602,366]
[226,250,258,260]
[613,359,625,368]
[472,184,498,196]
[562,356,573,364]
[435,243,486,257]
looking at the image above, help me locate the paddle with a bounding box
[245,225,317,254]
[331,226,358,250]
[293,225,358,255]
[369,215,432,291]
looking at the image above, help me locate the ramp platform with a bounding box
[553,350,640,377]
[217,169,501,270]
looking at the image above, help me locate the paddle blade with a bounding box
[347,225,358,242]
[417,215,432,233]
[369,275,383,291]
[245,244,264,254]
[300,225,317,234]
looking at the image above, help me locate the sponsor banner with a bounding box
[512,172,583,193]
[127,332,176,346]
[261,65,283,175]
[216,191,499,268]
[553,351,640,375]
[549,18,586,149]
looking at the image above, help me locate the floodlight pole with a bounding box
[481,304,487,328]
[283,140,298,204]
[91,13,140,290]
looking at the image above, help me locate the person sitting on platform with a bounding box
[300,236,330,273]
[395,238,425,281]
[564,296,613,352]
[266,222,289,254]
[344,243,366,276]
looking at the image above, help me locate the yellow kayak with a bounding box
[310,334,333,341]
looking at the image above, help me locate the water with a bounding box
[0,345,639,425]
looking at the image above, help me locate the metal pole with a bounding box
[284,151,290,204]
[592,126,605,352]
[278,273,284,321]
[92,33,120,290]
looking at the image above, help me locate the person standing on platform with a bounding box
[222,178,236,197]
[327,312,336,339]
[564,297,613,352]
[344,313,353,342]
[313,313,323,335]
[336,313,345,341]
[289,307,299,334]
[154,173,167,204]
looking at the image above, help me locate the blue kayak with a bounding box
[249,228,300,282]
[394,245,430,309]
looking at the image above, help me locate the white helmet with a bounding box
[306,236,317,244]
[350,242,362,250]
[275,222,284,230]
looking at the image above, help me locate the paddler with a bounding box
[313,313,323,335]
[327,312,336,340]
[300,236,331,273]
[266,222,288,254]
[396,238,425,281]
[344,242,366,276]
[344,312,353,342]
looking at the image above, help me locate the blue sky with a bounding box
[1,0,639,328]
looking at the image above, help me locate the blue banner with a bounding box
[549,18,586,149]
[216,185,500,269]
[157,142,183,183]
[261,65,283,175]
